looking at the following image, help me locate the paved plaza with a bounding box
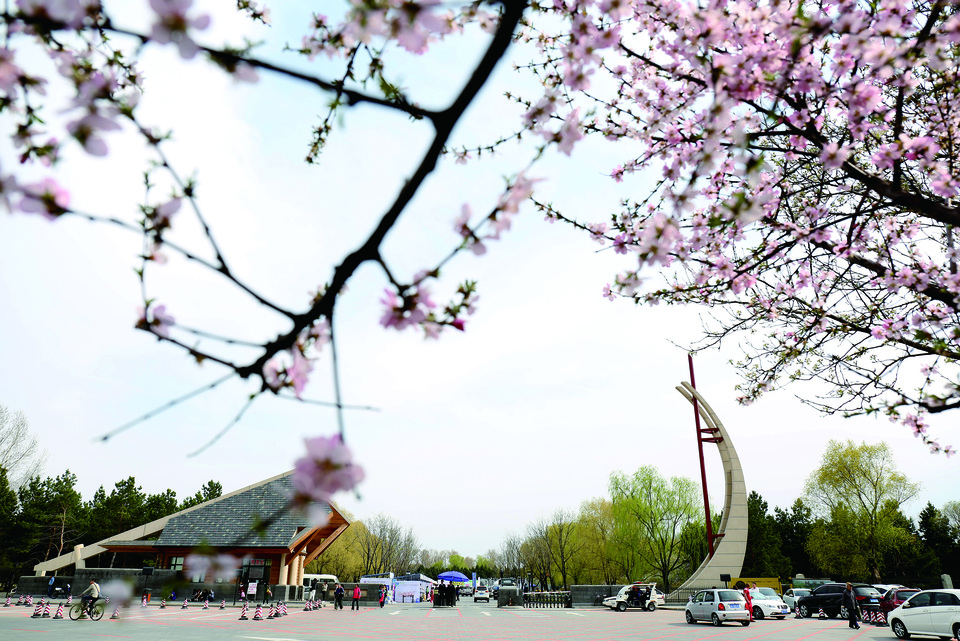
[0,599,901,641]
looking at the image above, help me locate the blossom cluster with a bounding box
[291,434,365,524]
[504,0,960,451]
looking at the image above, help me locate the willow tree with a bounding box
[609,465,700,591]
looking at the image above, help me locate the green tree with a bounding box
[16,471,84,566]
[918,502,959,580]
[84,476,146,553]
[179,480,223,510]
[0,467,20,589]
[609,465,700,591]
[143,489,179,524]
[774,499,816,578]
[576,498,622,584]
[549,508,581,589]
[804,440,920,582]
[742,492,791,579]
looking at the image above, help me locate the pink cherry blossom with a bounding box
[149,0,211,59]
[291,434,365,523]
[17,177,69,220]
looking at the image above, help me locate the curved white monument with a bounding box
[672,381,747,592]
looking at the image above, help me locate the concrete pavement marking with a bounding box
[389,611,401,616]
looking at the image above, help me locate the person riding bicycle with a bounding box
[80,579,101,614]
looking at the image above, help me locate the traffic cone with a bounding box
[795,605,802,618]
[110,605,120,619]
[3,595,10,607]
[304,600,312,611]
[42,601,51,617]
[66,595,72,606]
[220,599,225,610]
[203,599,209,610]
[267,604,275,619]
[818,606,826,619]
[141,595,147,608]
[238,602,248,620]
[181,598,188,609]
[15,595,23,606]
[52,603,64,619]
[280,601,287,616]
[252,604,263,621]
[159,598,166,609]
[31,603,42,618]
[27,595,34,607]
[878,611,887,625]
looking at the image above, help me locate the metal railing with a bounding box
[523,591,572,608]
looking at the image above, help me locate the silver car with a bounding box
[783,588,811,610]
[685,589,751,626]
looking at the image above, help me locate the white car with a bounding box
[889,589,960,640]
[473,586,490,603]
[746,587,790,620]
[783,588,811,610]
[603,583,663,612]
[685,588,751,626]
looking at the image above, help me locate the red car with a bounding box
[880,588,920,614]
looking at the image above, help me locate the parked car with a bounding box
[685,588,751,626]
[783,588,812,610]
[796,583,882,619]
[882,588,921,614]
[474,586,490,603]
[888,589,960,640]
[602,582,663,612]
[745,587,790,620]
[459,586,474,597]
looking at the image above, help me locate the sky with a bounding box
[0,1,957,563]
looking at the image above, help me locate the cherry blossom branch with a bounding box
[98,373,234,442]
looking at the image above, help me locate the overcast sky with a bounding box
[1,1,956,563]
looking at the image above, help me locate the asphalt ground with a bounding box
[0,598,899,641]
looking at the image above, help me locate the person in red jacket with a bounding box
[351,584,361,610]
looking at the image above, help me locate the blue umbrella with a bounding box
[437,571,469,582]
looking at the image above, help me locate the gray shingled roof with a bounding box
[155,475,330,548]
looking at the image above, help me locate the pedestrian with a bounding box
[639,586,648,610]
[351,584,361,611]
[334,583,344,610]
[744,585,754,621]
[842,582,860,630]
[47,575,55,598]
[379,585,386,608]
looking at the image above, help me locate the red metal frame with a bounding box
[688,354,724,557]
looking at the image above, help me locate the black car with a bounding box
[796,583,883,619]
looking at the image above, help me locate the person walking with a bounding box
[744,585,754,621]
[842,583,860,630]
[334,583,344,610]
[47,575,55,598]
[351,584,361,611]
[379,585,386,608]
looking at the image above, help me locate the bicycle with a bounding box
[68,600,105,621]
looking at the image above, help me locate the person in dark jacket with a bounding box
[334,583,344,610]
[842,583,860,629]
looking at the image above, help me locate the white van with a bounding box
[303,574,338,587]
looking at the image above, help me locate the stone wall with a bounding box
[570,584,622,607]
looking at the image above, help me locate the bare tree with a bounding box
[521,519,553,589]
[0,404,46,488]
[498,533,523,576]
